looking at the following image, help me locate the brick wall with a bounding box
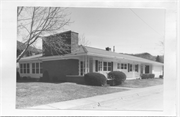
[43,31,79,56]
[42,59,79,82]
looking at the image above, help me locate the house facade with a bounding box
[18,31,163,82]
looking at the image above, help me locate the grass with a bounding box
[16,78,163,108]
[16,82,127,108]
[120,78,163,88]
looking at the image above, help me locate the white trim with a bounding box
[20,53,87,62]
[87,53,163,66]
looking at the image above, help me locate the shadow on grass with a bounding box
[16,79,111,87]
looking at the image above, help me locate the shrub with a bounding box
[141,73,155,79]
[84,72,107,86]
[40,71,49,82]
[159,75,163,79]
[107,71,126,86]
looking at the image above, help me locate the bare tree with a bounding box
[78,34,91,46]
[17,7,71,62]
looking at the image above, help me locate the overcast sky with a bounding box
[21,8,165,56]
[64,8,165,56]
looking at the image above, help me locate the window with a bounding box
[80,61,85,76]
[108,62,112,71]
[31,62,42,74]
[20,63,29,74]
[117,63,120,69]
[135,64,139,72]
[128,64,132,72]
[20,64,23,73]
[24,64,26,73]
[103,62,112,71]
[121,63,127,69]
[98,61,102,71]
[36,63,39,73]
[27,63,30,73]
[103,62,107,71]
[40,63,43,73]
[32,63,35,74]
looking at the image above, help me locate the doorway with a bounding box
[145,65,149,73]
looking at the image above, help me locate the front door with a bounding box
[145,65,149,73]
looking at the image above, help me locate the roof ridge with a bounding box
[83,46,163,64]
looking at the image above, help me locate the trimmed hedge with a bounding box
[159,75,163,79]
[107,71,126,86]
[84,72,107,86]
[141,73,155,79]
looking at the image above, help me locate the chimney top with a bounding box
[113,46,115,52]
[106,47,111,51]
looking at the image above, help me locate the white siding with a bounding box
[152,65,163,77]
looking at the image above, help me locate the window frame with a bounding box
[32,63,35,74]
[121,63,127,69]
[36,63,39,74]
[27,63,30,73]
[20,64,23,73]
[128,64,133,72]
[80,61,85,76]
[135,64,139,72]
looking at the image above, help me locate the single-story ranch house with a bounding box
[18,31,163,82]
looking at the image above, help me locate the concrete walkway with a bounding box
[25,85,163,110]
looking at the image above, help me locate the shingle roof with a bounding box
[20,45,163,66]
[83,46,163,66]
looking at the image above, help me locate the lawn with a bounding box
[16,78,163,108]
[16,82,127,108]
[120,78,163,88]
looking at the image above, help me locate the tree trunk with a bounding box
[16,45,29,62]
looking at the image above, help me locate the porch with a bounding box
[76,55,162,79]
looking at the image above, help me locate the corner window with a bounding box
[27,63,30,73]
[36,63,39,74]
[20,63,29,74]
[32,63,35,74]
[20,64,23,73]
[24,64,26,73]
[135,64,139,72]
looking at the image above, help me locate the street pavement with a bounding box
[26,85,163,111]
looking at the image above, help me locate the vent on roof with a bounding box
[106,47,111,51]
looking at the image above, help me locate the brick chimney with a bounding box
[42,31,79,56]
[106,47,111,51]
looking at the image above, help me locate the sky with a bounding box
[20,8,165,56]
[65,8,165,56]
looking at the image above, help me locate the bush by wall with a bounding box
[40,70,50,82]
[141,73,155,79]
[84,72,107,86]
[159,75,163,79]
[107,71,126,86]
